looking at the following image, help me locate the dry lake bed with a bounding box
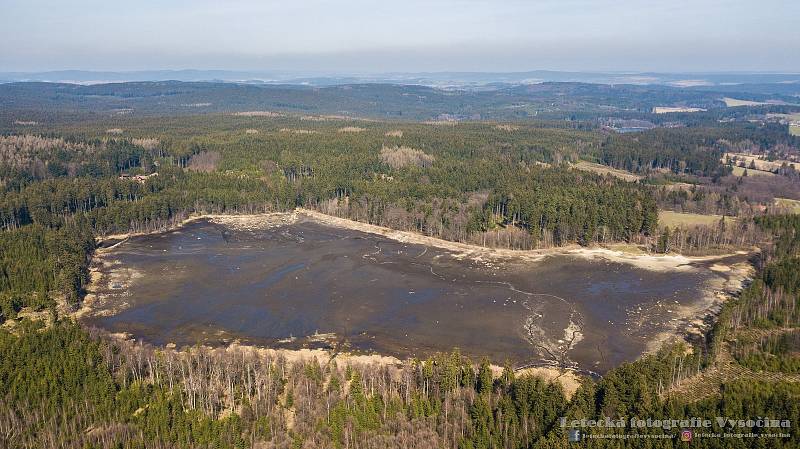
[82,214,749,374]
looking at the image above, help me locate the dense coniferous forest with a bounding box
[1,83,799,447]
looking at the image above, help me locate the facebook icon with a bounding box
[568,429,582,442]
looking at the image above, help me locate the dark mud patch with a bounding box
[83,217,744,373]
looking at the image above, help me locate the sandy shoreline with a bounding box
[297,208,749,272]
[643,260,753,355]
[95,208,749,273]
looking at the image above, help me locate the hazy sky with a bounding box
[2,0,798,73]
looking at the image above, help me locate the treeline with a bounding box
[733,330,800,374]
[0,222,93,320]
[652,183,749,217]
[724,217,800,330]
[590,128,730,178]
[710,214,800,374]
[313,167,658,249]
[0,135,176,191]
[467,170,657,246]
[1,320,798,448]
[592,122,799,180]
[0,167,295,232]
[653,217,763,255]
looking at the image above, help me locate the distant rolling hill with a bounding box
[0,80,798,124]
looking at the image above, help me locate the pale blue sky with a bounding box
[1,0,798,72]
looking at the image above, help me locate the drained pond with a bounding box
[82,213,748,374]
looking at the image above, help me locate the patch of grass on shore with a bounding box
[573,161,641,182]
[658,210,734,228]
[723,97,769,107]
[603,242,647,255]
[731,165,776,177]
[775,198,800,213]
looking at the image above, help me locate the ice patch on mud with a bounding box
[522,300,584,369]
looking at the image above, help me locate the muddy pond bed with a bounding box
[83,214,747,373]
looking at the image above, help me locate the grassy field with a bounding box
[791,125,800,137]
[604,242,647,255]
[652,106,706,114]
[723,97,770,107]
[731,165,776,177]
[725,152,797,173]
[658,210,734,228]
[775,198,800,213]
[573,161,641,181]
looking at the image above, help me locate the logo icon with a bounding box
[680,429,692,442]
[568,429,582,442]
